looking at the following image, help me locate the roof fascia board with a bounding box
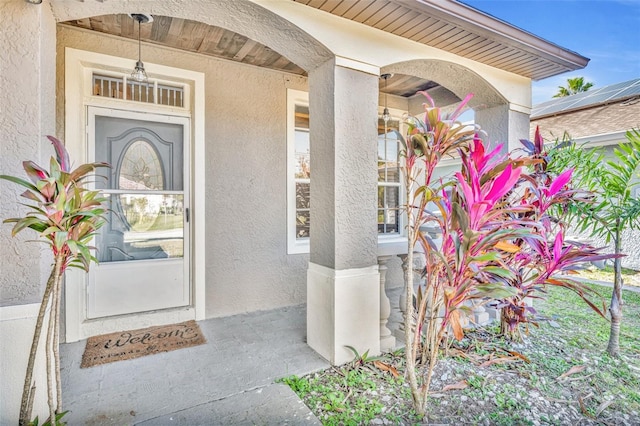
[391,0,589,75]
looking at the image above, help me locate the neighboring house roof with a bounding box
[293,0,589,81]
[530,78,640,143]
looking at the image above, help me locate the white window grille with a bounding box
[92,74,184,108]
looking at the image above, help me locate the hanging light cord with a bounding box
[382,73,391,126]
[137,18,142,63]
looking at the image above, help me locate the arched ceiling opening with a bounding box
[383,59,507,110]
[51,0,332,73]
[63,15,307,76]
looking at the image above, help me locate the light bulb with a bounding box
[130,61,148,83]
[382,107,391,123]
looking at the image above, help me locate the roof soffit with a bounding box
[292,0,589,81]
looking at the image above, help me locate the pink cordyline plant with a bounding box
[401,93,535,415]
[401,101,614,417]
[1,136,108,425]
[493,127,617,340]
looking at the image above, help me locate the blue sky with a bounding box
[461,0,640,105]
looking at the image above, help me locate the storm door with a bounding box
[87,107,190,319]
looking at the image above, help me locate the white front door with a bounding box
[87,107,190,319]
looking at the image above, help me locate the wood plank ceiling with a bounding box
[64,15,307,75]
[62,14,438,98]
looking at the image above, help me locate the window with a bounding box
[286,90,404,254]
[378,119,402,235]
[294,105,311,240]
[93,74,184,107]
[287,90,311,254]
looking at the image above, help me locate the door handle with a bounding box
[185,207,190,223]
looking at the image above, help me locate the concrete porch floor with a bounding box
[60,304,332,425]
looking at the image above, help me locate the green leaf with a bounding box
[11,217,46,236]
[67,239,79,255]
[482,266,515,279]
[53,231,68,250]
[475,282,519,299]
[41,226,61,237]
[0,174,39,192]
[470,252,502,262]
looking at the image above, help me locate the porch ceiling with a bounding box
[62,0,588,99]
[62,15,438,98]
[293,0,589,81]
[62,15,307,75]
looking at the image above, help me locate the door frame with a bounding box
[87,107,191,318]
[64,48,205,342]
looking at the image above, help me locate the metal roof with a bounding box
[532,78,640,119]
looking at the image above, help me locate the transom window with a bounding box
[93,74,184,107]
[286,90,404,254]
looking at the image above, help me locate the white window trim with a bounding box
[287,91,408,254]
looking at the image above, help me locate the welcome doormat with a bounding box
[80,320,206,368]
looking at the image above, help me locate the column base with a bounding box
[307,262,380,365]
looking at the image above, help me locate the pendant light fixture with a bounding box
[129,14,153,83]
[381,73,392,124]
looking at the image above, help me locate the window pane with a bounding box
[385,186,399,208]
[293,101,310,242]
[378,184,400,234]
[296,182,310,210]
[378,208,399,234]
[295,105,309,129]
[296,210,310,239]
[295,130,310,178]
[296,180,310,239]
[378,129,400,183]
[96,194,184,262]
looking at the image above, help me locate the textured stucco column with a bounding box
[475,104,531,154]
[306,59,380,365]
[0,0,57,423]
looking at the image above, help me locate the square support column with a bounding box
[475,103,531,154]
[306,59,380,365]
[307,263,380,365]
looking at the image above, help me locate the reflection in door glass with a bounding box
[96,194,184,262]
[119,140,165,190]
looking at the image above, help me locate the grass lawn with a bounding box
[283,283,640,425]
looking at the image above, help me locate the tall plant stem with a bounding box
[19,268,55,426]
[404,214,423,414]
[420,325,445,414]
[53,256,64,412]
[403,170,425,415]
[607,224,623,357]
[45,293,55,425]
[52,254,66,413]
[45,255,64,424]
